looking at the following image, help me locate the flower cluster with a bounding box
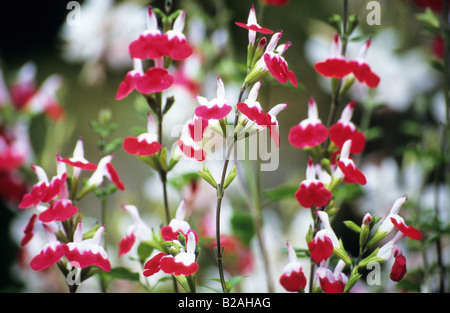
[115,7,193,101]
[118,201,200,292]
[18,138,125,288]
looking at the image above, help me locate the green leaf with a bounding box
[263,184,298,201]
[416,8,440,31]
[104,137,123,155]
[198,165,217,189]
[82,223,100,240]
[227,275,248,290]
[223,164,237,189]
[333,239,352,265]
[137,241,154,263]
[344,267,362,293]
[162,96,175,116]
[230,211,256,247]
[101,267,140,282]
[343,220,361,234]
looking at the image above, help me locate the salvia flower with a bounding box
[376,232,409,282]
[329,101,366,154]
[18,164,67,209]
[85,155,125,191]
[123,114,162,156]
[288,97,328,149]
[129,7,192,61]
[308,229,335,263]
[29,224,65,271]
[115,58,174,100]
[317,259,348,293]
[118,204,152,258]
[161,200,198,243]
[314,34,354,79]
[295,158,332,208]
[348,39,380,89]
[143,232,199,276]
[194,76,232,120]
[176,119,207,162]
[335,139,367,185]
[58,138,97,178]
[263,41,298,86]
[377,196,422,240]
[279,241,307,292]
[235,5,273,46]
[63,222,111,272]
[237,81,288,146]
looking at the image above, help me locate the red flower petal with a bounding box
[329,123,366,154]
[390,217,422,240]
[176,139,206,162]
[295,181,332,208]
[319,276,346,293]
[21,214,38,246]
[288,123,328,149]
[164,35,193,60]
[308,236,334,263]
[159,255,199,276]
[129,32,167,60]
[236,102,266,125]
[264,53,298,87]
[315,58,354,79]
[337,160,367,185]
[235,22,274,34]
[350,61,380,88]
[390,254,407,282]
[118,232,136,258]
[279,269,307,292]
[38,199,78,223]
[188,117,209,142]
[194,104,232,121]
[59,158,97,171]
[115,72,140,100]
[105,163,125,191]
[143,252,166,277]
[123,137,162,156]
[135,68,174,94]
[30,243,64,271]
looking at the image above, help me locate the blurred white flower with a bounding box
[305,28,438,112]
[60,0,146,85]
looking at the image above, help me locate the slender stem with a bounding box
[215,86,247,293]
[433,0,449,293]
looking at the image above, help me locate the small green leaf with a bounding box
[198,165,217,188]
[344,267,362,293]
[223,164,237,189]
[101,267,140,282]
[82,223,100,240]
[263,184,298,201]
[343,220,361,233]
[137,241,154,262]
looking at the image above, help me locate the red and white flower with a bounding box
[314,34,354,79]
[163,10,193,61]
[295,158,332,208]
[334,139,367,185]
[288,97,328,149]
[176,119,207,162]
[18,164,67,209]
[348,39,380,88]
[317,259,348,293]
[161,200,198,243]
[118,204,152,258]
[63,222,111,272]
[129,7,167,60]
[279,241,307,292]
[159,232,199,276]
[235,5,273,45]
[376,232,409,282]
[85,155,125,191]
[263,41,298,86]
[123,114,162,156]
[237,81,287,146]
[194,77,232,121]
[58,138,97,177]
[143,232,199,277]
[29,224,65,271]
[376,195,422,240]
[329,101,365,154]
[115,58,174,100]
[26,74,65,121]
